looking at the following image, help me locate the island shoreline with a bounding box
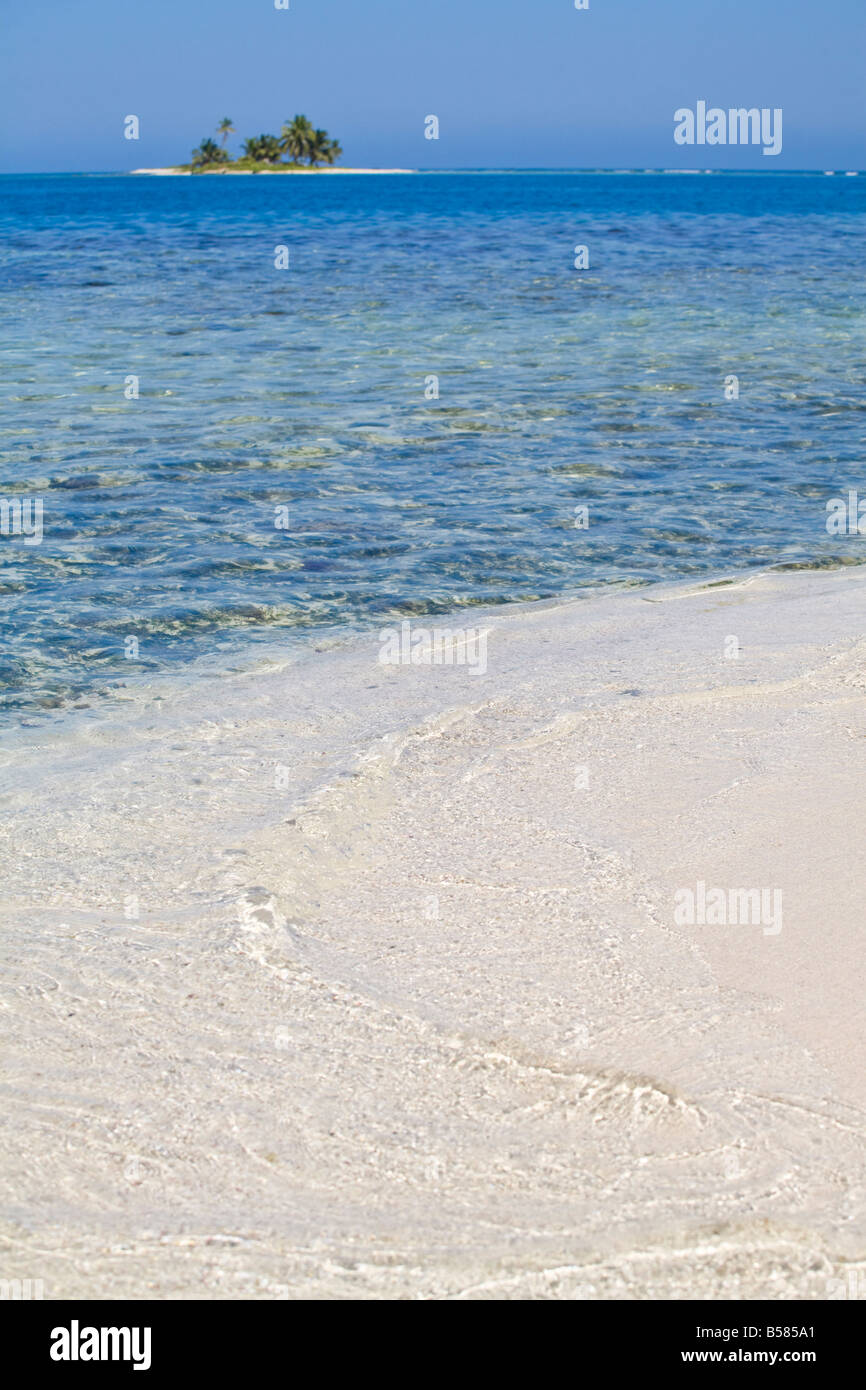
[129,166,417,176]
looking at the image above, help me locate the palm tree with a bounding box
[258,134,283,164]
[242,134,282,164]
[307,129,331,167]
[232,117,342,169]
[280,115,315,165]
[191,137,228,170]
[303,129,342,167]
[217,117,234,149]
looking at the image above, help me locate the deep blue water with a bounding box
[1,171,864,716]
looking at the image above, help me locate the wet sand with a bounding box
[1,566,865,1299]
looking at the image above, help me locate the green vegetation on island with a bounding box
[187,115,343,172]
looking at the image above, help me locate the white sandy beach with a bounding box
[1,566,865,1299]
[129,167,416,176]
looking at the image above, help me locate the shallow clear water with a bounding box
[1,171,864,717]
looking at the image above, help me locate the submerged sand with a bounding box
[1,566,864,1299]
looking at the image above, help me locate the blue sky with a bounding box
[1,0,863,171]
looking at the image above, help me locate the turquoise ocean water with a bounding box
[1,171,864,719]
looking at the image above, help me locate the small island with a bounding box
[131,116,415,175]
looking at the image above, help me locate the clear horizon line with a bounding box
[1,166,864,177]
